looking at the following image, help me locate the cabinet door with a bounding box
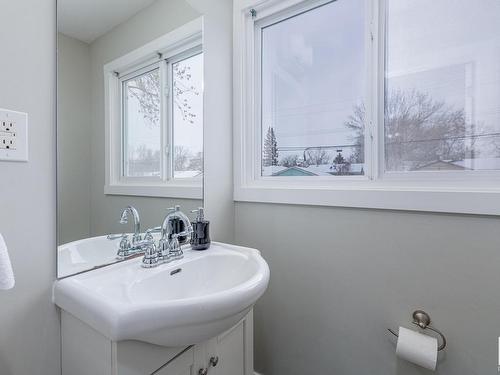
[208,312,253,375]
[154,347,195,375]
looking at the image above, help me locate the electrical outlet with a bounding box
[1,119,15,133]
[0,108,27,162]
[0,134,16,150]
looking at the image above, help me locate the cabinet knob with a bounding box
[198,368,208,375]
[209,356,219,367]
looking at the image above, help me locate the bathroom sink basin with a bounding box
[58,235,122,278]
[58,233,162,277]
[53,242,269,346]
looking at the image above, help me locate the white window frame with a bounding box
[104,18,203,199]
[233,0,500,215]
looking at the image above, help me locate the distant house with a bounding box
[412,160,467,171]
[264,163,365,177]
[411,158,500,171]
[271,167,317,176]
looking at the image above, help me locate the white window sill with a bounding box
[234,184,500,215]
[105,183,202,199]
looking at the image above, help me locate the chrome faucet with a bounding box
[159,205,193,259]
[142,206,193,268]
[107,206,146,259]
[119,206,142,244]
[108,205,195,267]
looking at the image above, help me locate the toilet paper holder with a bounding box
[388,310,447,351]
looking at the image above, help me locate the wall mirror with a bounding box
[57,0,204,278]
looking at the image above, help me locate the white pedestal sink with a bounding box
[53,242,269,347]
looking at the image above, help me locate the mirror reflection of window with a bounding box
[123,68,161,178]
[173,52,204,179]
[119,52,204,182]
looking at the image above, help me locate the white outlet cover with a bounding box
[0,108,28,162]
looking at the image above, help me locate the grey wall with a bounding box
[235,202,500,375]
[87,0,202,237]
[0,0,60,374]
[57,33,91,244]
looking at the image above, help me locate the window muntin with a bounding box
[260,0,366,178]
[172,52,204,179]
[122,67,161,178]
[384,0,500,173]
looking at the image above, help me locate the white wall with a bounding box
[57,33,91,244]
[0,0,60,374]
[235,202,500,375]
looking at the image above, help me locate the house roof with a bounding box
[413,158,500,171]
[412,160,467,171]
[272,167,317,176]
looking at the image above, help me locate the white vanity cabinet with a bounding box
[61,310,254,375]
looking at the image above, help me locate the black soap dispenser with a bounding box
[190,207,211,250]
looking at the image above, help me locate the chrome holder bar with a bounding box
[388,310,447,351]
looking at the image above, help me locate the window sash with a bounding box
[168,46,203,180]
[253,0,372,183]
[120,64,163,181]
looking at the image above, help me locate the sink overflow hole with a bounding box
[170,268,182,276]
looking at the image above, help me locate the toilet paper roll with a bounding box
[0,233,15,290]
[396,326,437,371]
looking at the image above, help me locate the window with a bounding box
[104,21,203,198]
[234,0,500,214]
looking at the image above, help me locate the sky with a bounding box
[261,0,366,154]
[261,0,500,167]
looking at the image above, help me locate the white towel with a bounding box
[0,233,15,290]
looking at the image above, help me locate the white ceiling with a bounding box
[58,0,157,44]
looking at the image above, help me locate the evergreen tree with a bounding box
[333,150,351,175]
[263,126,278,167]
[333,151,346,165]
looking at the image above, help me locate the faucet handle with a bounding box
[144,226,161,241]
[141,243,160,268]
[106,233,127,240]
[116,236,133,260]
[168,237,183,261]
[167,205,181,212]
